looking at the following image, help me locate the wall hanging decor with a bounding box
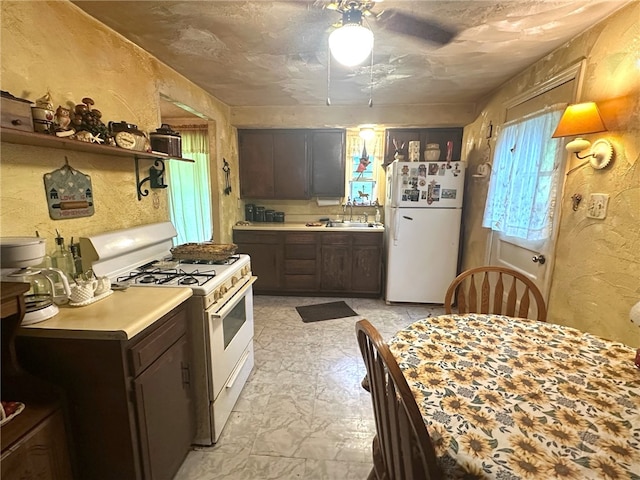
[43,157,94,219]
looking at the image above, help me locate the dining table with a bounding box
[388,313,640,479]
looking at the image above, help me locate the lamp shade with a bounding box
[551,102,607,138]
[329,23,374,66]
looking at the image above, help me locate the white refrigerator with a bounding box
[384,160,465,303]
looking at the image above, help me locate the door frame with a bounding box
[484,60,587,302]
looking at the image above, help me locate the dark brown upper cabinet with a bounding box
[238,129,345,199]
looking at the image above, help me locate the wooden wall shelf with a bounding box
[0,126,193,163]
[1,126,194,201]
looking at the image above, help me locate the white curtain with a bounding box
[167,128,212,245]
[482,107,565,241]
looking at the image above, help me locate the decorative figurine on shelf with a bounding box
[31,91,55,134]
[70,97,111,145]
[393,138,405,161]
[54,106,75,137]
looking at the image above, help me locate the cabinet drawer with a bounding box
[129,307,187,377]
[233,231,279,244]
[284,232,316,244]
[1,98,34,132]
[284,259,316,274]
[353,233,383,246]
[285,244,316,260]
[321,233,350,245]
[283,274,317,290]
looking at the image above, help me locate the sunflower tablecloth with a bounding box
[388,313,640,480]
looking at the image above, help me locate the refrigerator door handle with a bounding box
[392,209,400,244]
[402,216,413,221]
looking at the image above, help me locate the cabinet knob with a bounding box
[11,119,22,126]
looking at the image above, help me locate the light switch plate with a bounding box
[587,193,609,219]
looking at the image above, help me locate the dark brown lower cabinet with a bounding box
[234,229,382,297]
[15,303,194,480]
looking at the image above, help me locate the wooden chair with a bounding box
[356,319,441,480]
[444,266,547,321]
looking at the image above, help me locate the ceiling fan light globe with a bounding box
[329,24,374,66]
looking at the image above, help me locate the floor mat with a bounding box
[295,301,359,323]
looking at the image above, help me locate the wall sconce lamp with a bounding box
[328,5,374,66]
[551,102,614,169]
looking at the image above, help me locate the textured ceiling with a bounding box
[72,1,629,108]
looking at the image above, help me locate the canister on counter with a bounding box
[274,212,285,222]
[265,210,275,222]
[254,206,266,222]
[245,204,255,221]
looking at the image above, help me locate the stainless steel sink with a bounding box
[326,221,375,228]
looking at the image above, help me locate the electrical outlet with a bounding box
[587,193,609,219]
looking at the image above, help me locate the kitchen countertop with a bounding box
[18,286,192,341]
[233,222,385,232]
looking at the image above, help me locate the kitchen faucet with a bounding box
[347,198,353,221]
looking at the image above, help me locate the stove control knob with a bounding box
[213,290,221,301]
[231,276,238,286]
[220,286,228,295]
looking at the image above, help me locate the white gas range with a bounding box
[80,222,256,445]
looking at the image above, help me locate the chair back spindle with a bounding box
[445,266,547,321]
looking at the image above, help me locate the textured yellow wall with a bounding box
[461,3,640,344]
[0,1,237,248]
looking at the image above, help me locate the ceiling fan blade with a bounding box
[375,8,456,46]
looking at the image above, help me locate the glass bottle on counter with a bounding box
[50,231,75,279]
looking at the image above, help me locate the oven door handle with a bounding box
[226,348,251,390]
[210,276,256,319]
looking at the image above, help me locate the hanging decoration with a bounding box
[43,157,94,219]
[223,158,232,195]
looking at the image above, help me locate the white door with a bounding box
[485,66,582,301]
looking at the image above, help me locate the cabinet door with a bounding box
[233,231,281,292]
[273,131,308,199]
[310,130,345,197]
[134,335,193,480]
[320,234,351,291]
[351,245,382,294]
[238,131,274,198]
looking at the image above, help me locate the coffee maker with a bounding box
[1,237,71,325]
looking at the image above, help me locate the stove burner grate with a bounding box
[117,268,217,287]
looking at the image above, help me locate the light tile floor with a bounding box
[174,295,445,480]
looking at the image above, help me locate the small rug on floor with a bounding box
[296,301,358,323]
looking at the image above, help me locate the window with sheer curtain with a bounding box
[167,127,212,245]
[482,107,565,241]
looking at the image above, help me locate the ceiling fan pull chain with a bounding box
[326,43,332,106]
[368,39,374,107]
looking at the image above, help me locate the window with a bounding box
[346,129,384,205]
[167,127,213,245]
[482,107,565,241]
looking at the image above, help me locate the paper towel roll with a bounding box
[316,198,341,206]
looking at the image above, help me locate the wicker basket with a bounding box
[170,243,237,261]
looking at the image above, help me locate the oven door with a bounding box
[207,277,255,401]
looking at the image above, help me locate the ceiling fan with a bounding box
[317,0,457,66]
